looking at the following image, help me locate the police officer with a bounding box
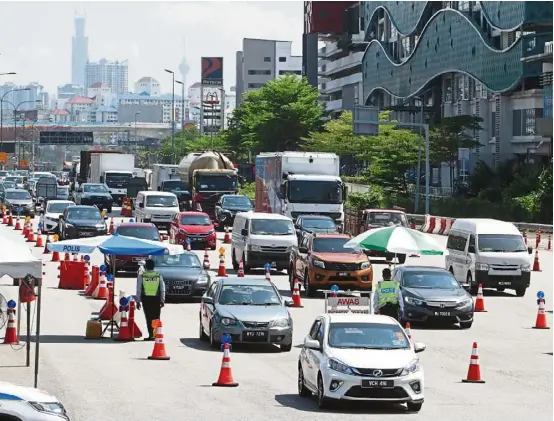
[373,268,402,318]
[135,258,166,341]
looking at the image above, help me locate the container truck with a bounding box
[255,152,347,224]
[178,151,239,217]
[87,153,135,205]
[151,164,180,191]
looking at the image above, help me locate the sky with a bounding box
[0,1,303,95]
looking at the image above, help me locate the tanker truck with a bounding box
[178,151,239,218]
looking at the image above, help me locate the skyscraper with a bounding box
[85,59,129,94]
[71,15,89,86]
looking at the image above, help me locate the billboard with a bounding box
[118,104,163,124]
[39,131,94,145]
[201,57,223,86]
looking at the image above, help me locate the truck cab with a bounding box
[101,170,133,205]
[191,169,239,217]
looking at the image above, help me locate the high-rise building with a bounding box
[85,59,129,94]
[235,38,302,107]
[134,77,161,96]
[72,16,89,86]
[0,82,45,114]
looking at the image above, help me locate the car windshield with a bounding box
[84,184,108,193]
[153,253,202,268]
[222,196,252,208]
[196,174,238,191]
[478,234,527,252]
[2,181,15,189]
[6,191,31,200]
[5,177,23,183]
[105,173,133,185]
[328,322,410,350]
[218,284,281,306]
[288,180,343,204]
[180,215,211,226]
[367,212,408,227]
[67,208,102,220]
[162,180,187,191]
[251,219,294,235]
[0,171,9,176]
[403,272,461,289]
[146,195,178,207]
[313,237,360,253]
[47,202,74,213]
[116,226,160,241]
[302,218,336,230]
[57,187,69,193]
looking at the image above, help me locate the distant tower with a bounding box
[178,37,190,89]
[72,14,89,86]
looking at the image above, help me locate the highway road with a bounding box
[0,211,552,421]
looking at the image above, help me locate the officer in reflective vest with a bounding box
[135,258,166,341]
[373,268,403,317]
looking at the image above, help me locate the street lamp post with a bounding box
[164,69,176,164]
[0,85,28,152]
[5,99,41,167]
[134,111,141,163]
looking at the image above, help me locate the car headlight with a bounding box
[207,229,215,235]
[29,401,68,418]
[196,275,209,285]
[249,244,262,252]
[400,358,420,376]
[143,214,151,219]
[520,263,531,272]
[457,298,473,309]
[327,358,353,375]
[359,261,370,270]
[269,318,289,328]
[313,259,325,269]
[476,262,489,271]
[405,296,425,306]
[95,223,105,229]
[65,223,74,228]
[220,317,236,326]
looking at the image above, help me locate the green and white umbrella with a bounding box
[343,226,448,256]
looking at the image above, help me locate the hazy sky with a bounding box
[0,1,303,94]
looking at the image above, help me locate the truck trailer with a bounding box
[87,153,134,204]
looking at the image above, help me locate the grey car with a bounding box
[3,188,35,217]
[199,277,294,352]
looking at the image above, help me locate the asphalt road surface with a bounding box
[0,210,552,421]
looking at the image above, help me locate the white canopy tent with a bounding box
[0,239,42,280]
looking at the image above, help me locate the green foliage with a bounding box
[238,182,255,200]
[222,75,324,158]
[158,126,227,163]
[346,187,385,211]
[429,115,483,166]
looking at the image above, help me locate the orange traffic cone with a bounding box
[1,213,7,224]
[186,240,191,252]
[3,308,19,345]
[51,250,60,262]
[265,266,271,282]
[93,273,109,300]
[98,283,118,320]
[7,212,13,227]
[148,319,170,360]
[14,216,21,230]
[64,253,70,261]
[83,263,91,288]
[533,299,550,329]
[212,343,239,387]
[291,278,304,308]
[405,322,412,342]
[474,284,487,312]
[115,306,133,341]
[85,267,100,296]
[462,342,485,383]
[533,249,541,272]
[26,225,35,243]
[223,226,231,244]
[217,254,227,277]
[203,248,210,270]
[237,259,245,277]
[43,234,51,253]
[35,230,44,247]
[22,221,29,236]
[108,218,114,234]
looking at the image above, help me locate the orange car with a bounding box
[289,233,373,297]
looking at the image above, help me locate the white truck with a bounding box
[88,153,134,205]
[151,164,180,192]
[255,152,347,224]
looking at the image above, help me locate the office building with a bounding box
[85,59,129,94]
[0,82,46,115]
[134,77,161,96]
[117,92,183,124]
[72,16,89,86]
[236,38,302,106]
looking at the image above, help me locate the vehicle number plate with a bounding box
[132,257,142,262]
[79,232,94,237]
[271,261,277,268]
[434,311,451,316]
[498,282,511,286]
[338,272,350,277]
[243,331,267,341]
[361,380,393,388]
[173,285,184,289]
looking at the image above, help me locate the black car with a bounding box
[294,214,339,242]
[73,183,113,213]
[394,265,474,329]
[58,205,108,239]
[214,194,253,229]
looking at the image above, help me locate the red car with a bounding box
[105,222,161,273]
[170,211,217,250]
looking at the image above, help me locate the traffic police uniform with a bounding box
[373,278,403,315]
[136,270,166,339]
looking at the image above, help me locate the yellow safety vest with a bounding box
[377,280,400,307]
[142,271,160,297]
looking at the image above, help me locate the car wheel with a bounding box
[288,265,295,292]
[460,320,473,329]
[242,253,251,274]
[231,249,239,271]
[406,401,423,412]
[305,270,317,298]
[467,272,478,295]
[280,342,292,352]
[515,287,527,297]
[297,364,311,397]
[199,317,208,341]
[107,206,112,214]
[317,373,330,409]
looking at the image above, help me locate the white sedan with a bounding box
[298,313,426,411]
[0,380,70,420]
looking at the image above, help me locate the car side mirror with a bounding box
[202,296,214,305]
[284,298,294,307]
[298,247,308,254]
[528,247,533,254]
[138,203,144,208]
[39,209,44,215]
[304,338,321,350]
[468,245,475,254]
[241,228,248,236]
[414,342,426,353]
[461,283,471,292]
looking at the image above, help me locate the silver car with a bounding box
[199,277,294,352]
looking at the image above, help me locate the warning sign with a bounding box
[324,292,371,314]
[0,152,6,164]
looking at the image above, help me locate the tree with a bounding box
[222,75,324,156]
[157,126,227,164]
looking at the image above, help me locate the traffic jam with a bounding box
[0,150,551,420]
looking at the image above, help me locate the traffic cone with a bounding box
[7,212,13,227]
[237,259,244,277]
[72,253,78,262]
[533,299,550,329]
[523,232,528,245]
[14,216,21,230]
[462,342,485,383]
[265,266,271,282]
[93,273,109,300]
[35,230,44,247]
[128,300,143,339]
[405,322,412,342]
[108,218,114,234]
[212,343,239,387]
[22,221,28,236]
[533,249,541,272]
[43,234,51,254]
[2,309,18,345]
[291,278,304,308]
[474,284,487,312]
[64,252,70,261]
[147,319,170,360]
[203,248,210,270]
[26,225,35,243]
[217,255,227,277]
[115,306,134,341]
[2,213,7,224]
[223,226,231,244]
[536,231,541,249]
[98,283,118,320]
[85,267,100,296]
[51,250,60,262]
[186,240,191,252]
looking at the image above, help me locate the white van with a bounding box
[134,191,179,231]
[445,218,532,297]
[232,212,297,273]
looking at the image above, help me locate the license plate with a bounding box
[243,331,268,341]
[338,272,350,277]
[132,257,142,262]
[190,237,200,241]
[173,285,184,289]
[498,282,511,286]
[434,311,451,316]
[79,232,94,237]
[361,379,394,388]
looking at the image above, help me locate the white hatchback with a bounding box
[298,313,425,411]
[0,380,69,420]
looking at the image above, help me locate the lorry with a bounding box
[35,177,58,212]
[178,151,239,218]
[255,152,347,224]
[151,164,180,191]
[86,152,135,205]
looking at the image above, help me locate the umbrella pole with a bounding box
[110,255,115,339]
[34,276,42,388]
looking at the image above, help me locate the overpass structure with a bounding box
[14,121,173,138]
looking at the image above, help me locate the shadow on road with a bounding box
[274,394,409,414]
[411,322,461,331]
[544,352,553,356]
[480,289,518,298]
[180,337,283,354]
[22,335,120,344]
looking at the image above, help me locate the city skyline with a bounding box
[0,1,302,95]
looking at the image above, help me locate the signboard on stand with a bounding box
[0,152,7,164]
